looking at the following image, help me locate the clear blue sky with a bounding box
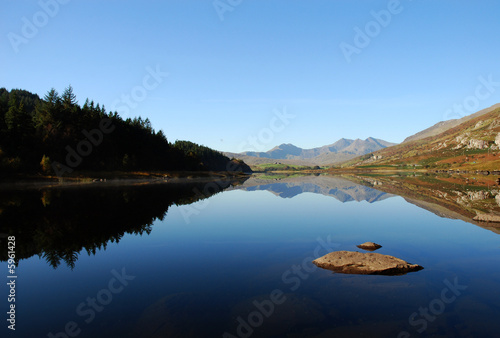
[2,0,500,153]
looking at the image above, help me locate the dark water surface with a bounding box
[2,175,500,337]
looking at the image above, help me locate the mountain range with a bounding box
[224,137,396,166]
[224,103,500,169]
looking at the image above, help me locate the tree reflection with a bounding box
[0,177,247,269]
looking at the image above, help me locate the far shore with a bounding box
[3,166,500,190]
[255,165,500,175]
[0,170,251,189]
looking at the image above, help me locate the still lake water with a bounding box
[2,175,500,337]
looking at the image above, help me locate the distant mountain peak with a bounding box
[276,143,299,149]
[224,137,397,166]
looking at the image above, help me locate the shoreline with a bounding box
[2,166,500,190]
[0,171,251,190]
[256,167,500,176]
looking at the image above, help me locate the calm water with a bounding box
[2,175,500,337]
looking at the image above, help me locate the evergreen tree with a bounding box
[61,85,77,109]
[33,88,61,132]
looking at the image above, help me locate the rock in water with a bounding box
[357,242,382,251]
[313,251,423,276]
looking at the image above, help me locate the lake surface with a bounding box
[2,174,500,337]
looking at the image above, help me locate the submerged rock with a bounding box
[313,251,423,276]
[356,242,382,251]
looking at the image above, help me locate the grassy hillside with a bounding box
[252,163,322,172]
[343,106,500,171]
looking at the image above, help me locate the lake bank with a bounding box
[0,170,251,189]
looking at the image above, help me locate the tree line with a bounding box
[0,86,250,175]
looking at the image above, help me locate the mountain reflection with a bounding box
[4,172,499,270]
[344,173,500,235]
[229,174,394,203]
[232,173,500,235]
[0,177,248,269]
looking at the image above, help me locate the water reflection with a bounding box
[345,173,500,234]
[3,173,500,271]
[229,174,395,202]
[3,174,500,337]
[0,177,248,269]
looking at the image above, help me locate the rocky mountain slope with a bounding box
[403,103,500,143]
[345,105,500,170]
